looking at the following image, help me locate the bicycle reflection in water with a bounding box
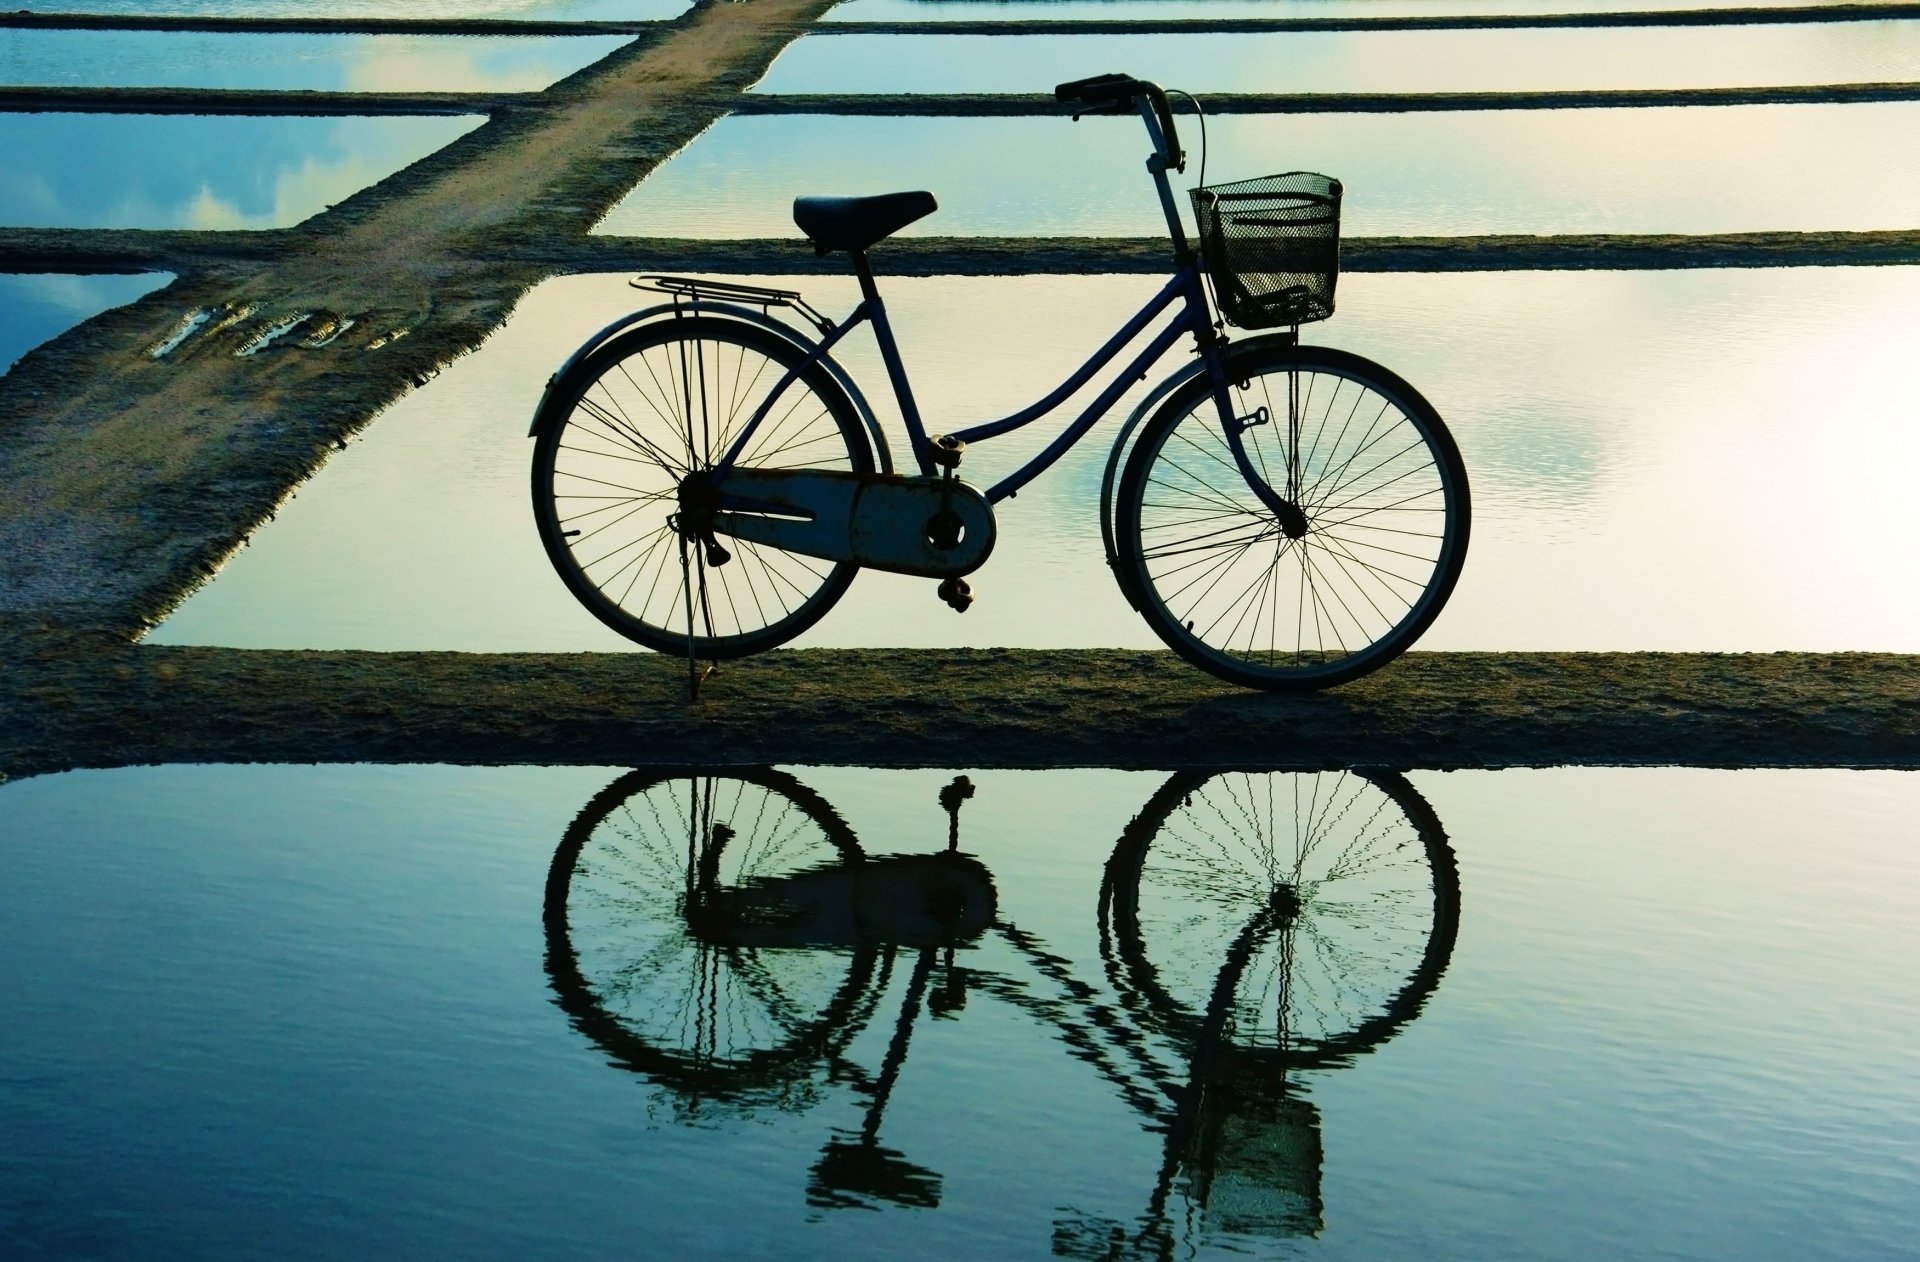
[543,767,1459,1257]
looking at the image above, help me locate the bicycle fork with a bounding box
[1202,340,1310,540]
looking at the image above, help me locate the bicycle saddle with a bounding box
[793,191,937,254]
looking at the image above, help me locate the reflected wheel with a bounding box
[544,767,881,1108]
[1100,768,1459,1070]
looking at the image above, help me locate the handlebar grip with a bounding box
[1054,74,1185,172]
[1055,72,1138,111]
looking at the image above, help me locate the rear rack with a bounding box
[630,274,834,334]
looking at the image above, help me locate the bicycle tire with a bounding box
[1115,343,1469,690]
[531,317,874,658]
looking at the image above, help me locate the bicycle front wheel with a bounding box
[531,317,874,658]
[1115,343,1469,690]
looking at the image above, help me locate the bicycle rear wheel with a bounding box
[531,317,873,658]
[1115,343,1469,690]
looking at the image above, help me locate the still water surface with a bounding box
[0,112,484,228]
[2,763,1915,1259]
[9,0,687,18]
[760,24,1920,94]
[150,267,1920,653]
[827,0,1920,20]
[0,29,633,91]
[595,104,1920,238]
[0,272,173,372]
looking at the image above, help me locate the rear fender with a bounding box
[525,300,894,474]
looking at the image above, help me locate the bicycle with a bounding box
[529,74,1470,690]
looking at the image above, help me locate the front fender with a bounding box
[525,299,894,474]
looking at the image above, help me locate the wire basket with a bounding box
[1190,172,1342,329]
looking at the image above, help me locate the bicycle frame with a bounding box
[713,263,1212,504]
[707,90,1303,529]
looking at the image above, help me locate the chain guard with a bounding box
[708,469,996,578]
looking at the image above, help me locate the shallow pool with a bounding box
[593,104,1920,239]
[147,266,1920,654]
[9,0,686,18]
[0,271,173,372]
[827,0,1918,22]
[2,762,1914,1260]
[0,29,634,91]
[0,112,484,229]
[760,23,1920,95]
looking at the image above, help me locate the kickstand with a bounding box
[679,530,719,703]
[679,533,702,703]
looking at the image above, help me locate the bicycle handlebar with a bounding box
[1055,73,1184,174]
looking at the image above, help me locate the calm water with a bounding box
[827,0,1920,21]
[594,104,1920,239]
[9,0,687,18]
[0,113,483,229]
[2,763,1915,1259]
[0,30,633,91]
[0,272,173,372]
[759,23,1920,94]
[150,266,1920,653]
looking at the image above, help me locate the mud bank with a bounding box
[522,230,1920,277]
[737,83,1920,115]
[3,642,1916,782]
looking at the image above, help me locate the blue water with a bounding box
[758,22,1920,94]
[827,0,1919,20]
[9,0,687,18]
[594,104,1920,239]
[148,267,1920,654]
[0,29,635,91]
[0,112,484,228]
[2,763,1915,1259]
[0,272,174,372]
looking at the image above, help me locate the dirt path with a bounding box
[4,643,1917,782]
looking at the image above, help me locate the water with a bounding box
[827,0,1920,22]
[148,266,1920,654]
[0,30,634,91]
[759,23,1920,94]
[594,104,1920,239]
[0,272,174,372]
[2,762,1915,1259]
[0,113,484,229]
[8,0,688,18]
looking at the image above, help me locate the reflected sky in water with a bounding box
[149,267,1920,653]
[10,0,687,17]
[0,272,173,372]
[0,29,634,91]
[829,0,1917,19]
[761,23,1920,94]
[595,104,1920,239]
[1,763,1915,1259]
[0,112,483,228]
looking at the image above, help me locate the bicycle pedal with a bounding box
[936,576,974,613]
